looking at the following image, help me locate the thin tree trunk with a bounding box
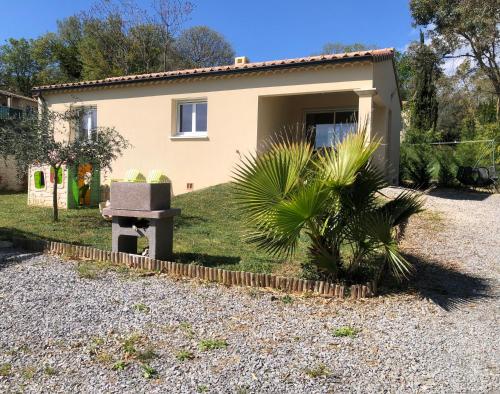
[52,166,59,222]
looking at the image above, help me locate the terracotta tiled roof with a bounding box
[0,89,37,102]
[33,48,394,93]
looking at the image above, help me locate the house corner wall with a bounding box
[372,60,402,185]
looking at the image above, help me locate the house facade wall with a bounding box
[40,61,399,195]
[0,157,24,191]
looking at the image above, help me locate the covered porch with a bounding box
[256,89,396,183]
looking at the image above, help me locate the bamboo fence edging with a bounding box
[11,238,376,299]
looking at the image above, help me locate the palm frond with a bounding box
[363,212,414,280]
[232,139,313,224]
[314,128,380,190]
[378,189,424,227]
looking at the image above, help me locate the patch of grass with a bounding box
[175,349,195,361]
[332,326,359,338]
[76,260,132,280]
[43,365,57,376]
[198,339,228,351]
[136,348,158,362]
[197,385,209,393]
[282,294,293,304]
[304,363,330,378]
[179,322,195,339]
[112,360,128,371]
[21,366,36,380]
[141,363,157,379]
[133,303,150,313]
[0,363,12,376]
[0,185,308,275]
[96,351,114,364]
[76,261,101,279]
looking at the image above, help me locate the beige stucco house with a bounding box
[32,48,402,197]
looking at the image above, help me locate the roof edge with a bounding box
[33,48,395,94]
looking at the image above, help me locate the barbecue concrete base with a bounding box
[103,208,180,260]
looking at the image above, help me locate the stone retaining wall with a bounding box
[11,237,377,299]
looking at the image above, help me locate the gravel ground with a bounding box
[0,188,499,393]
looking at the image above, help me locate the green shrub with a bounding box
[435,147,457,186]
[404,147,433,188]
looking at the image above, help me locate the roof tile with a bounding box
[33,48,394,92]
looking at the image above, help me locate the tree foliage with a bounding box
[410,0,500,118]
[409,32,441,132]
[319,42,375,55]
[0,0,235,94]
[175,26,235,68]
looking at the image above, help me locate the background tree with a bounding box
[175,26,235,68]
[319,42,375,55]
[0,108,129,221]
[409,32,441,132]
[0,38,49,96]
[393,50,413,102]
[49,16,84,81]
[410,0,500,119]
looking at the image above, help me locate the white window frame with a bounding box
[303,107,358,148]
[176,100,208,137]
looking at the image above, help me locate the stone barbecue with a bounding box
[102,182,180,260]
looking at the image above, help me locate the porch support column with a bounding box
[355,88,377,140]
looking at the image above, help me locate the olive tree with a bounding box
[0,107,129,221]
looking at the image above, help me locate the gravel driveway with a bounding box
[0,188,499,393]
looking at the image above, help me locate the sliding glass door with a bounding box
[305,109,358,148]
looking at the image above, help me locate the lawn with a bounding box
[0,184,306,275]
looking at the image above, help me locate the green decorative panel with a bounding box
[34,171,45,189]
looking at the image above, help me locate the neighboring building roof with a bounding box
[0,89,37,103]
[33,48,395,93]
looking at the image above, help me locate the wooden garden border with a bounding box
[10,237,377,299]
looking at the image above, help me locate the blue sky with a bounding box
[1,0,417,61]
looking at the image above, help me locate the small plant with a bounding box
[176,349,195,361]
[197,385,209,393]
[0,363,12,376]
[141,363,158,379]
[121,333,142,356]
[282,294,293,304]
[44,365,57,376]
[304,363,330,378]
[199,339,228,351]
[332,326,359,338]
[112,360,128,371]
[133,303,150,313]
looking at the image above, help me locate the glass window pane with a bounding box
[179,104,193,132]
[334,111,357,143]
[79,108,97,140]
[315,124,335,148]
[195,103,207,132]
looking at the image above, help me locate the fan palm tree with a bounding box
[232,127,423,282]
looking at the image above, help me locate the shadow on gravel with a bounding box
[426,188,495,201]
[384,253,492,311]
[0,249,42,272]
